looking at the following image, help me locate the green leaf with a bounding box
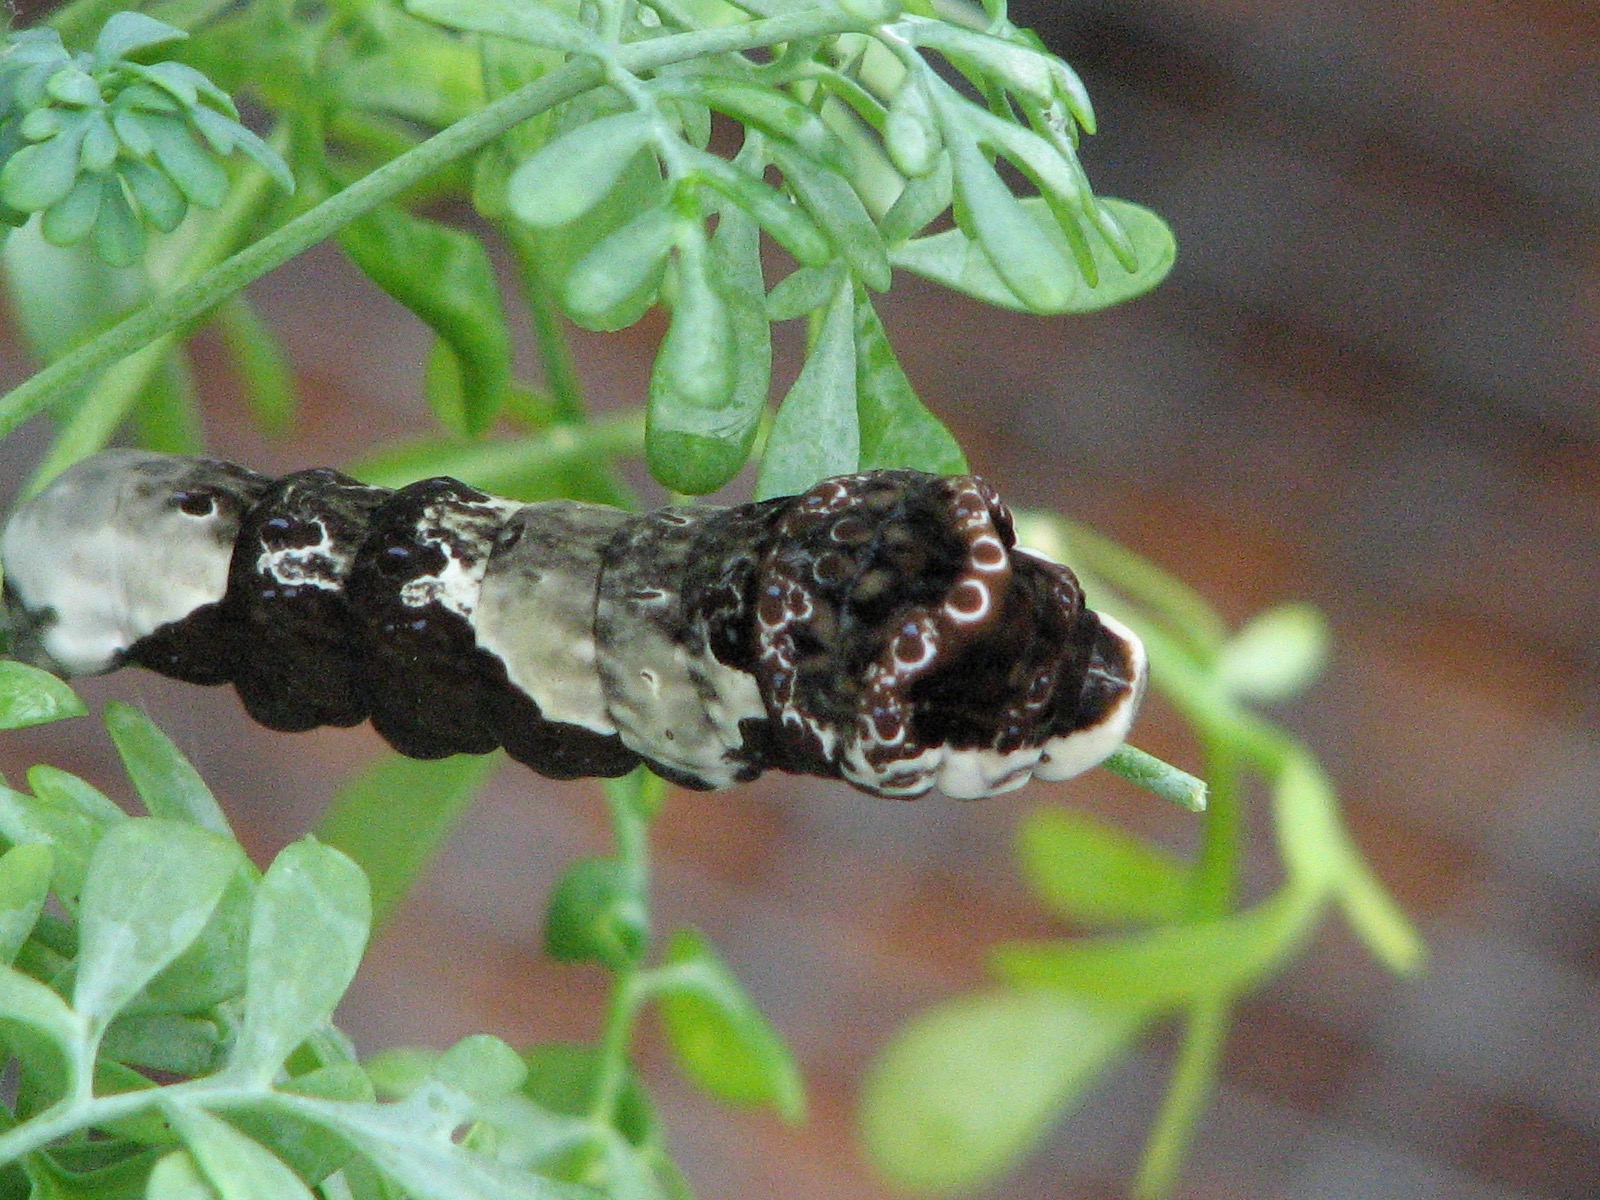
[853,291,966,474]
[860,989,1140,1194]
[316,752,499,931]
[104,701,231,836]
[1017,808,1191,927]
[0,135,84,213]
[561,205,676,333]
[0,781,105,902]
[132,346,205,455]
[337,204,513,435]
[92,12,187,67]
[755,276,858,500]
[73,819,245,1029]
[143,114,229,209]
[521,1042,655,1147]
[215,297,297,435]
[404,0,592,52]
[1271,750,1347,892]
[991,887,1324,1010]
[1216,603,1331,703]
[233,840,371,1082]
[646,198,769,494]
[146,1150,224,1200]
[0,961,84,1053]
[507,111,655,230]
[946,130,1074,311]
[0,662,86,729]
[768,140,890,291]
[656,928,805,1121]
[543,858,646,970]
[167,1103,317,1200]
[101,1010,223,1075]
[892,196,1176,314]
[1336,856,1426,976]
[0,844,55,964]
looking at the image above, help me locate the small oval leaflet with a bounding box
[0,451,1146,800]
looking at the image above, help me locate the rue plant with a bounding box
[0,2,1419,1197]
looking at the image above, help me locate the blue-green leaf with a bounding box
[104,701,231,835]
[168,1102,318,1200]
[508,111,655,230]
[646,199,768,494]
[756,276,858,499]
[92,12,187,68]
[892,195,1176,314]
[233,840,370,1082]
[768,140,889,291]
[73,819,244,1029]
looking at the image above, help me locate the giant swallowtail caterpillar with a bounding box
[0,450,1146,799]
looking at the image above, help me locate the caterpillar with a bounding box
[0,450,1146,800]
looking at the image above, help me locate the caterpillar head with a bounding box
[1,450,269,676]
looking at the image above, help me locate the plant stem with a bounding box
[0,5,882,442]
[1132,995,1230,1199]
[506,226,588,424]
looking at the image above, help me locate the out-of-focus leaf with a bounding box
[1216,603,1331,703]
[656,928,805,1121]
[1017,808,1190,927]
[0,662,86,730]
[861,989,1141,1194]
[315,752,499,931]
[104,701,230,836]
[338,204,513,435]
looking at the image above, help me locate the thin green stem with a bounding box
[0,5,881,443]
[1132,995,1230,1200]
[506,226,588,424]
[1190,735,1242,915]
[589,966,646,1127]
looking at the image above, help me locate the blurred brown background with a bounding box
[3,1,1598,1197]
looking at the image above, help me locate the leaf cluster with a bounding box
[0,667,804,1199]
[0,14,291,267]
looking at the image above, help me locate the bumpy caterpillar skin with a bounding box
[0,450,1146,800]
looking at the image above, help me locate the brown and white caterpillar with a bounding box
[0,450,1146,800]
